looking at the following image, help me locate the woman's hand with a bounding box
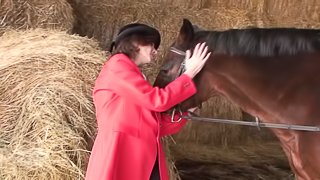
[183,42,211,78]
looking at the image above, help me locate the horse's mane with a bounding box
[198,28,320,57]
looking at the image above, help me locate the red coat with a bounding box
[85,54,196,180]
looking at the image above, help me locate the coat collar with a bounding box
[109,53,143,75]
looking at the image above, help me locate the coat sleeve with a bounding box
[95,57,197,112]
[159,112,189,137]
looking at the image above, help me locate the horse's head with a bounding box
[154,19,213,111]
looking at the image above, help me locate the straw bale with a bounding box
[166,0,320,28]
[155,0,259,10]
[0,29,106,179]
[174,97,243,146]
[68,0,164,50]
[0,0,74,36]
[262,0,320,28]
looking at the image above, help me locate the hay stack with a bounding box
[68,0,166,50]
[163,0,320,28]
[0,0,74,35]
[0,29,106,179]
[263,0,320,28]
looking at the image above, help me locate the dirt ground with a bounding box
[176,159,293,180]
[171,141,294,180]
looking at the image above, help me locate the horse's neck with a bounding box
[205,53,320,124]
[203,55,256,111]
[206,55,267,118]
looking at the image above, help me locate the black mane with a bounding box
[197,28,320,57]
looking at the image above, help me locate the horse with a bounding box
[153,19,320,180]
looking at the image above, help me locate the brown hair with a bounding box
[112,34,156,60]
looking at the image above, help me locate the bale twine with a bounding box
[0,0,75,36]
[0,29,106,179]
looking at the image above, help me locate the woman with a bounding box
[85,23,211,180]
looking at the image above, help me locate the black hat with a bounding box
[109,23,161,52]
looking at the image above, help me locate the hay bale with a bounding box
[0,0,75,35]
[173,97,243,146]
[263,0,320,28]
[68,0,164,50]
[0,29,106,179]
[153,0,320,28]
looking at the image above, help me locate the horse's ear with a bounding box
[176,19,194,47]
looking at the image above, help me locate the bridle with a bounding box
[170,47,186,56]
[170,47,187,79]
[168,46,187,122]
